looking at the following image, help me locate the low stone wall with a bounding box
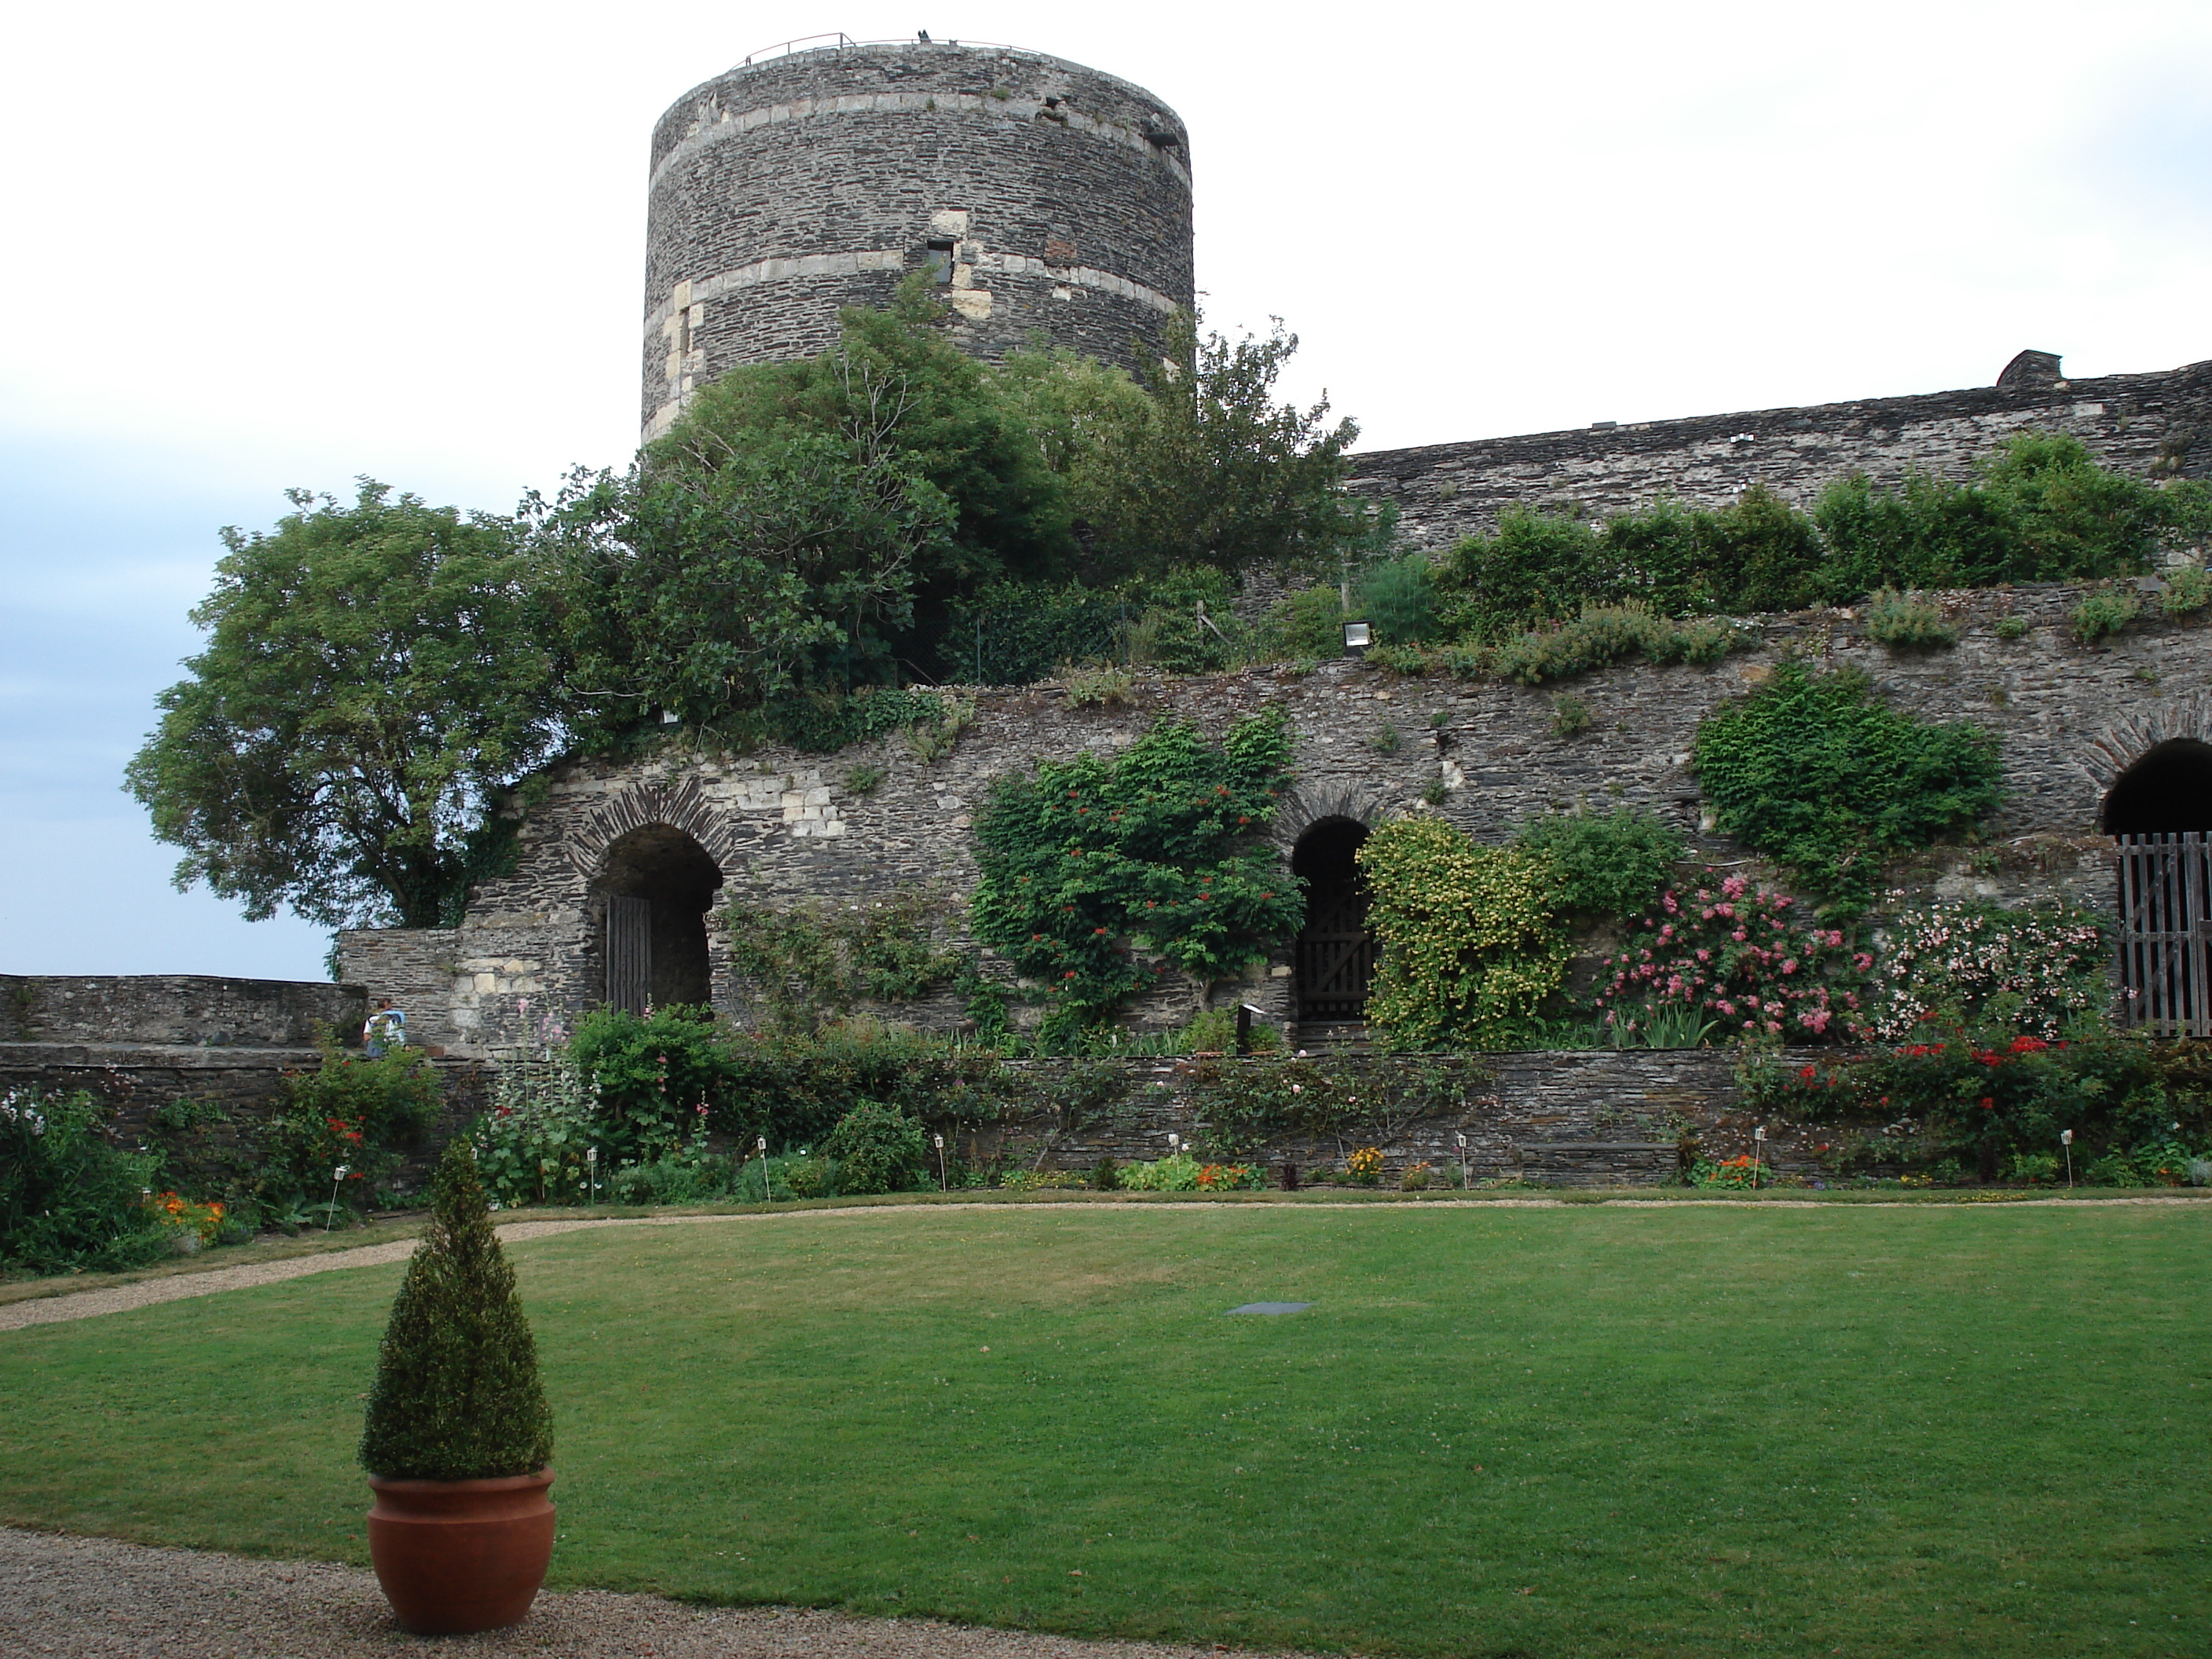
[0,976,365,1048]
[0,1042,492,1196]
[0,1039,1800,1193]
[954,1048,1789,1188]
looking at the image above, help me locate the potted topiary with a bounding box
[360,1140,555,1634]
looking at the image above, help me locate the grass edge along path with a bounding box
[2,1202,2207,1658]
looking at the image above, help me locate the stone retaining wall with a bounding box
[346,580,2181,1058]
[0,1042,491,1196]
[0,976,364,1048]
[1346,354,2212,549]
[952,1049,1794,1188]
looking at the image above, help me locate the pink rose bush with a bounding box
[1595,873,1864,1042]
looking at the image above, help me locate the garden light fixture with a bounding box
[934,1132,947,1192]
[1752,1126,1765,1191]
[757,1136,771,1203]
[1456,1130,1470,1190]
[329,1165,350,1231]
[586,1145,598,1207]
[1342,621,1373,655]
[2062,1128,2074,1188]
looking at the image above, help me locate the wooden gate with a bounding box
[2116,832,2212,1037]
[1297,890,1375,1021]
[606,894,653,1014]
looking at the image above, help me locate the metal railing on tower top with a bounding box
[737,33,1021,67]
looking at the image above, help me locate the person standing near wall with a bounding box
[364,998,407,1058]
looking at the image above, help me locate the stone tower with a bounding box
[642,38,1195,440]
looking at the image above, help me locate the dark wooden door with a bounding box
[1298,889,1375,1020]
[607,894,653,1014]
[2118,832,2212,1037]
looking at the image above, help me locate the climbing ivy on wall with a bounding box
[1355,818,1570,1051]
[969,713,1306,1037]
[1693,661,2005,913]
[723,886,965,1034]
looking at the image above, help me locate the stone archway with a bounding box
[2089,712,2212,1037]
[1269,786,1390,1027]
[2101,738,2212,837]
[1291,817,1375,1022]
[595,825,725,1013]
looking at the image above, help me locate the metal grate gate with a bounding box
[2115,832,2212,1037]
[606,894,653,1014]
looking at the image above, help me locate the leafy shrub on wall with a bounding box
[1356,818,1569,1050]
[567,1004,734,1162]
[259,1040,444,1204]
[1745,1021,2188,1181]
[723,886,963,1034]
[970,712,1305,1036]
[1437,434,2210,643]
[1855,899,2108,1041]
[1512,808,1686,920]
[1693,662,2004,913]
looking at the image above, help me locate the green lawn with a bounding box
[2,1204,2207,1657]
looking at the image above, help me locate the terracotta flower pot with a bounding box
[366,1467,555,1634]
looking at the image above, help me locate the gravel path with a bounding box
[0,1527,1284,1659]
[5,1194,2201,1335]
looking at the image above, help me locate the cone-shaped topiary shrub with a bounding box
[361,1140,553,1480]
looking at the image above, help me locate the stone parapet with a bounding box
[1348,357,2212,548]
[0,976,364,1049]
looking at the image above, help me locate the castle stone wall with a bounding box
[337,580,2207,1060]
[1347,357,2212,549]
[643,42,1193,438]
[0,975,364,1049]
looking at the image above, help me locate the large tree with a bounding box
[1069,309,1392,578]
[126,482,563,929]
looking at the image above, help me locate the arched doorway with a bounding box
[1292,818,1375,1023]
[2106,740,2212,1036]
[598,825,724,1013]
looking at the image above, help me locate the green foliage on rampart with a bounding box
[1437,434,2210,642]
[970,714,1305,1038]
[1693,662,2005,912]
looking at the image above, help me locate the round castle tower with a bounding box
[643,38,1194,440]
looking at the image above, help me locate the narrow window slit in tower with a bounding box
[926,240,955,284]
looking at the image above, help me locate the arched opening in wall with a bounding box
[597,826,724,1014]
[1292,819,1375,1023]
[2107,740,2212,1037]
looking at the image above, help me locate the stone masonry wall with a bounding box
[963,1049,1796,1188]
[342,580,2209,1060]
[643,42,1192,437]
[1346,356,2212,549]
[329,931,468,1055]
[0,976,364,1048]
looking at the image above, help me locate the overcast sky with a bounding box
[5,0,2208,980]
